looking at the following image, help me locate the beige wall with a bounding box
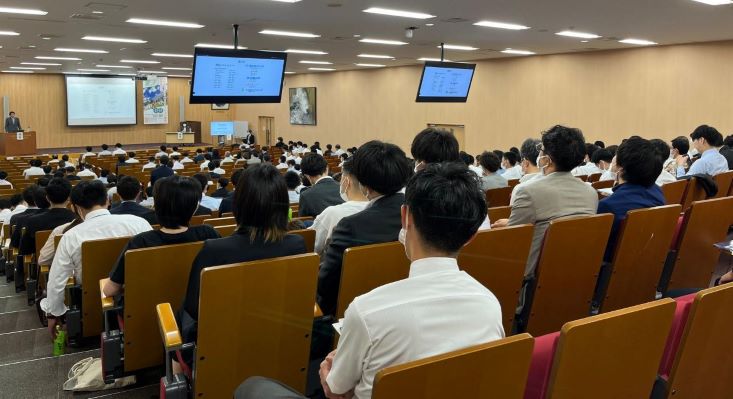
[236,40,733,153]
[0,74,233,149]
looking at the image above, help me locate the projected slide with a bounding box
[418,66,474,98]
[211,121,234,135]
[66,76,137,126]
[192,55,285,97]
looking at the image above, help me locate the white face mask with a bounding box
[536,155,548,175]
[398,227,406,245]
[339,177,349,202]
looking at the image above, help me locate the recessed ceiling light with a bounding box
[308,67,335,71]
[194,43,247,49]
[0,7,47,15]
[284,71,296,74]
[285,49,328,55]
[439,44,478,51]
[619,38,658,46]
[473,20,530,30]
[0,31,20,36]
[417,57,452,62]
[359,38,408,45]
[355,63,385,67]
[501,48,536,55]
[151,52,193,58]
[556,30,601,39]
[116,73,137,76]
[691,0,732,4]
[120,59,160,64]
[42,37,51,40]
[168,74,191,78]
[139,70,167,74]
[55,48,109,54]
[2,70,33,73]
[299,60,333,65]
[27,45,36,48]
[358,54,394,59]
[96,65,133,68]
[10,66,45,70]
[425,23,434,27]
[581,40,589,43]
[77,68,110,72]
[36,56,82,60]
[162,67,192,70]
[259,29,320,38]
[362,7,435,19]
[91,10,104,14]
[82,36,147,44]
[22,62,61,66]
[126,18,204,29]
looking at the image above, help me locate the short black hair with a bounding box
[300,153,328,177]
[115,143,122,148]
[649,139,671,164]
[410,128,460,163]
[208,160,220,170]
[616,136,661,187]
[66,166,76,173]
[0,198,11,209]
[591,148,613,164]
[606,145,619,157]
[0,171,6,180]
[541,125,587,172]
[231,168,244,188]
[128,151,136,158]
[117,176,142,201]
[9,194,22,207]
[101,144,109,150]
[160,145,167,151]
[22,185,37,206]
[352,140,411,195]
[690,125,723,147]
[31,185,50,209]
[45,178,72,205]
[725,135,733,148]
[594,140,606,148]
[406,162,486,253]
[585,143,599,159]
[86,146,92,152]
[458,151,474,166]
[43,165,52,174]
[70,180,108,209]
[479,151,501,173]
[503,152,519,166]
[671,136,689,155]
[284,171,301,190]
[280,155,286,163]
[520,138,541,166]
[61,154,69,161]
[153,175,201,228]
[192,174,209,193]
[218,177,229,188]
[233,164,289,242]
[159,155,170,166]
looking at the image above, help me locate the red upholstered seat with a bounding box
[523,332,560,399]
[657,293,696,379]
[669,215,685,251]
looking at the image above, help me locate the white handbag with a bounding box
[62,357,136,392]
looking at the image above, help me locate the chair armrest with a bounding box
[99,278,114,311]
[314,302,323,318]
[156,303,182,350]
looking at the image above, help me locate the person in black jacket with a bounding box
[218,168,242,215]
[210,177,230,198]
[298,153,343,218]
[317,140,412,316]
[150,155,174,186]
[110,176,157,225]
[19,178,76,256]
[9,185,49,249]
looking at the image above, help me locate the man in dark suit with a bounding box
[211,177,230,198]
[298,153,343,218]
[9,185,48,249]
[110,176,157,225]
[719,135,733,170]
[317,141,412,316]
[218,169,243,215]
[19,178,76,256]
[150,155,174,186]
[4,111,21,133]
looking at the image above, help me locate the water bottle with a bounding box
[53,325,66,356]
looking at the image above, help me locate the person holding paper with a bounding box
[4,111,21,133]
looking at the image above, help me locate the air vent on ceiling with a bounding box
[440,17,469,23]
[330,36,348,41]
[71,13,103,20]
[39,34,63,39]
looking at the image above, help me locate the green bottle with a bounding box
[53,325,66,356]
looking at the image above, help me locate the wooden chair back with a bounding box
[189,215,209,226]
[601,205,682,312]
[587,173,602,183]
[575,175,588,182]
[372,334,534,399]
[545,299,676,399]
[712,170,733,198]
[507,178,520,188]
[34,229,52,263]
[458,225,533,332]
[488,206,511,222]
[194,254,319,397]
[289,229,316,253]
[665,283,733,398]
[661,180,688,206]
[123,242,203,372]
[668,197,733,291]
[526,214,613,336]
[591,180,613,190]
[680,177,707,212]
[81,237,130,337]
[485,186,513,208]
[214,224,237,237]
[203,216,235,227]
[336,241,410,318]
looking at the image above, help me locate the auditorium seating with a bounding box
[488,206,511,221]
[661,180,688,206]
[712,170,733,198]
[485,186,513,207]
[679,177,708,212]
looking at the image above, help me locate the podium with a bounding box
[0,131,37,156]
[165,132,196,144]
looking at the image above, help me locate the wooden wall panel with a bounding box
[0,75,233,149]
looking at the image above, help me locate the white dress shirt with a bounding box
[327,257,505,398]
[125,158,140,164]
[571,162,602,177]
[181,157,194,164]
[172,161,185,170]
[40,209,152,316]
[212,167,225,175]
[142,162,156,171]
[200,161,210,171]
[200,195,222,211]
[468,164,484,176]
[23,166,45,179]
[169,151,181,157]
[77,169,97,178]
[221,156,234,164]
[112,148,126,156]
[81,152,96,162]
[677,148,729,177]
[311,201,368,255]
[0,179,13,188]
[334,149,345,157]
[3,204,27,225]
[502,164,523,180]
[98,150,112,156]
[276,162,289,170]
[155,151,167,158]
[656,170,677,186]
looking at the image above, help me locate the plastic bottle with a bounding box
[53,325,66,356]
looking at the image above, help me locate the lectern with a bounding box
[0,131,37,156]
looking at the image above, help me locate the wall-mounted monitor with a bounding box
[65,75,137,126]
[210,121,234,136]
[416,61,476,103]
[190,48,287,104]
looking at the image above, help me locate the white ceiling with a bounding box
[1,0,733,76]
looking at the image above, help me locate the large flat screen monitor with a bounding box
[416,61,476,103]
[65,75,137,126]
[190,48,287,104]
[210,121,234,136]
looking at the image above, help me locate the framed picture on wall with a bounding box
[211,103,230,110]
[289,87,317,125]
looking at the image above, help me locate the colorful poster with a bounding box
[143,76,168,124]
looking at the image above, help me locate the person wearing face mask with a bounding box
[410,128,461,173]
[517,138,542,184]
[676,125,729,177]
[649,139,678,186]
[310,158,369,256]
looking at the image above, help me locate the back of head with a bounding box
[280,155,286,163]
[70,180,108,210]
[159,155,170,166]
[585,143,599,159]
[352,140,411,196]
[172,155,180,161]
[605,145,619,157]
[65,166,76,174]
[503,151,519,166]
[148,156,155,163]
[616,136,662,187]
[479,151,501,173]
[406,162,487,253]
[46,177,72,205]
[153,175,200,228]
[34,159,43,167]
[129,151,136,158]
[234,164,289,242]
[0,198,11,210]
[115,143,122,148]
[9,193,22,207]
[160,145,166,151]
[284,171,301,190]
[410,127,460,164]
[649,139,671,162]
[43,165,52,174]
[231,168,244,188]
[0,171,6,180]
[117,176,142,201]
[101,144,108,150]
[541,125,587,172]
[594,140,606,149]
[192,174,208,192]
[86,146,92,152]
[31,185,50,209]
[300,153,328,177]
[458,151,474,166]
[690,124,724,147]
[62,154,69,161]
[591,148,613,164]
[520,138,541,166]
[208,160,219,170]
[22,185,37,206]
[218,177,229,189]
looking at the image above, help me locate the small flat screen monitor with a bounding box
[416,61,476,103]
[190,48,287,104]
[210,121,234,136]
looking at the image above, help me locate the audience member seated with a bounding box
[235,162,505,399]
[170,146,181,157]
[193,149,205,163]
[492,125,598,279]
[0,199,11,223]
[125,151,139,164]
[23,159,45,179]
[719,134,733,170]
[518,138,542,183]
[208,160,225,177]
[110,176,158,225]
[193,173,221,212]
[210,178,230,198]
[76,164,97,178]
[311,158,368,256]
[501,151,523,180]
[318,140,411,316]
[10,185,49,249]
[142,156,156,171]
[591,148,614,180]
[221,151,235,164]
[41,180,152,337]
[2,193,26,225]
[677,125,729,177]
[171,155,184,170]
[218,169,242,215]
[411,127,460,172]
[571,143,602,177]
[181,151,194,164]
[0,170,13,188]
[155,145,168,159]
[479,151,509,191]
[104,175,221,298]
[199,153,212,171]
[650,139,678,186]
[112,143,126,156]
[151,155,174,186]
[460,151,483,176]
[598,137,665,261]
[65,166,81,181]
[42,165,53,178]
[98,144,112,156]
[276,155,289,170]
[298,153,343,218]
[284,171,301,204]
[81,146,96,162]
[19,178,76,256]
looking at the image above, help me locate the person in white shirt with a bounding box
[501,151,523,180]
[199,154,211,171]
[80,146,96,163]
[333,144,345,157]
[142,157,157,171]
[98,144,113,156]
[171,155,185,170]
[23,159,45,179]
[193,173,222,211]
[76,164,97,178]
[125,151,140,164]
[294,153,302,165]
[311,158,368,255]
[0,171,13,189]
[180,151,194,164]
[0,198,13,235]
[571,143,603,177]
[284,171,301,204]
[276,155,289,170]
[169,146,181,158]
[235,162,504,399]
[515,138,543,184]
[155,145,168,159]
[676,125,729,177]
[41,180,152,337]
[650,139,679,186]
[112,143,126,156]
[221,151,235,164]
